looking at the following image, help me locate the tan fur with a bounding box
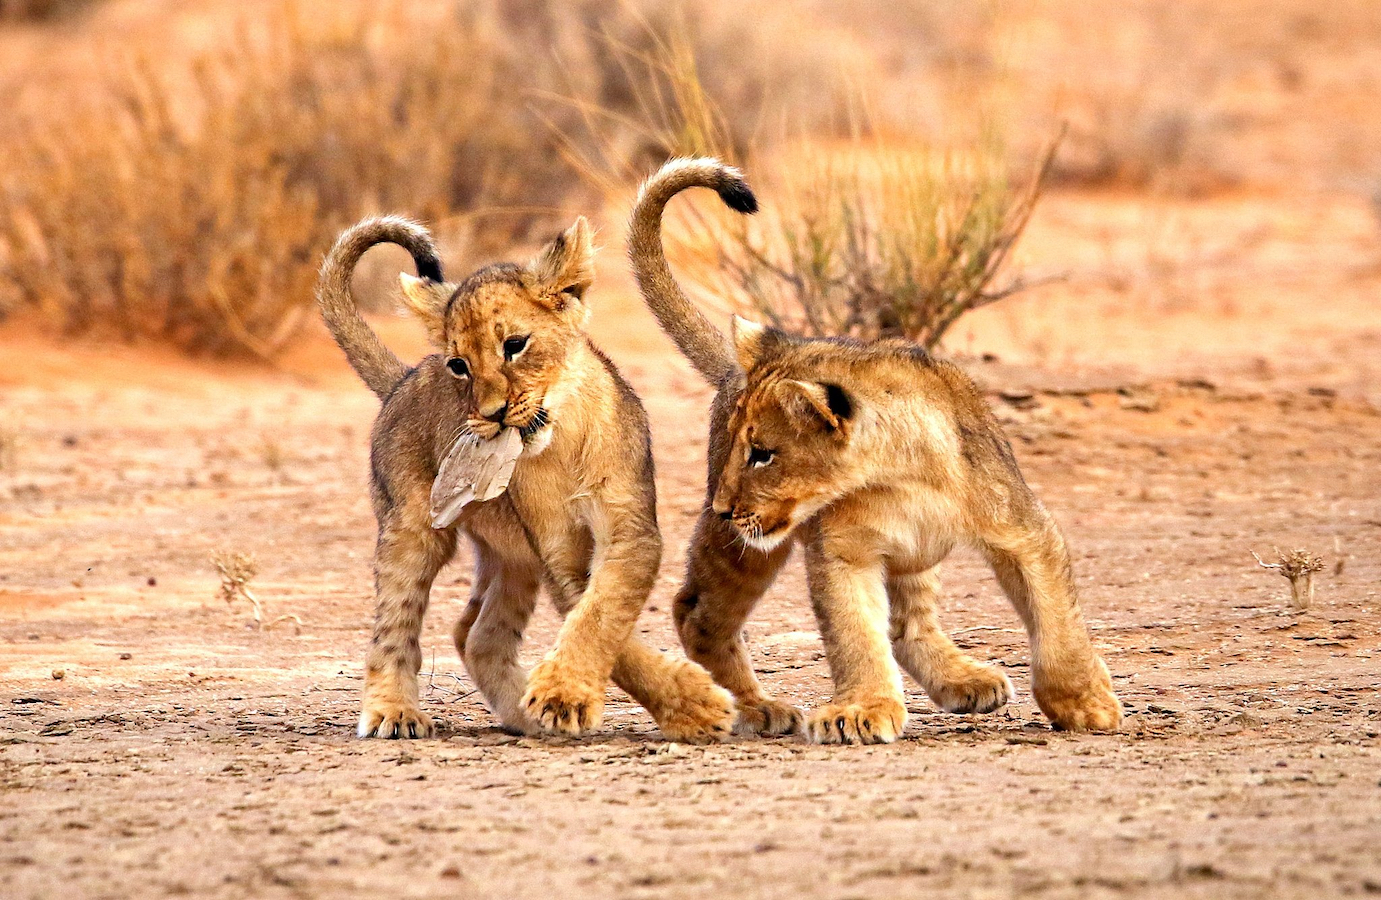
[317,215,734,742]
[628,159,1121,743]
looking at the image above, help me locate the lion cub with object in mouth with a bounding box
[629,159,1122,743]
[318,215,733,741]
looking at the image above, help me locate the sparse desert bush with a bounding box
[562,29,1054,349]
[0,0,857,356]
[0,2,575,355]
[684,136,1058,348]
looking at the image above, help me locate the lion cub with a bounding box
[628,159,1122,743]
[317,215,733,742]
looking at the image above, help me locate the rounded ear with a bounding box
[398,273,453,345]
[775,379,854,434]
[528,217,595,311]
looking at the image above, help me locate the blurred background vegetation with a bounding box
[0,0,1377,356]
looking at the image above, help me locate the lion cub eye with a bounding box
[503,335,530,360]
[445,357,470,378]
[748,446,774,468]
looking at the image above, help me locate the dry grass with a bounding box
[683,134,1059,349]
[0,429,17,471]
[0,0,853,356]
[211,549,302,632]
[557,23,1055,349]
[0,2,573,356]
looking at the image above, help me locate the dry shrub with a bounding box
[677,136,1057,349]
[0,2,573,355]
[560,24,1054,350]
[0,0,857,356]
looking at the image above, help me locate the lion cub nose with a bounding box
[714,506,734,521]
[479,403,508,424]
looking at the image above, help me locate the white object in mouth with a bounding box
[430,427,523,529]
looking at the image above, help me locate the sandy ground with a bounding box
[2,184,1381,899]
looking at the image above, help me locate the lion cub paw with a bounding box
[522,660,605,736]
[651,663,735,744]
[1034,658,1123,732]
[806,696,906,745]
[927,663,1013,715]
[358,698,434,739]
[733,698,805,736]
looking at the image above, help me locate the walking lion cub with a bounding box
[628,159,1122,743]
[317,215,733,742]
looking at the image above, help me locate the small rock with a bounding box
[1119,390,1161,413]
[50,669,65,681]
[1005,734,1048,746]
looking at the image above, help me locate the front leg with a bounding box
[803,531,906,744]
[674,508,800,736]
[521,503,662,736]
[359,504,456,739]
[611,639,735,743]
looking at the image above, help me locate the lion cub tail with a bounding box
[628,158,758,386]
[316,216,445,398]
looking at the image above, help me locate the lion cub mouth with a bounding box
[517,407,550,442]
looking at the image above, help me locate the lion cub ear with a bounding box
[398,273,453,345]
[732,315,789,371]
[527,217,595,315]
[776,380,854,434]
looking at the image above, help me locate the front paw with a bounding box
[522,660,605,736]
[926,662,1013,715]
[1034,657,1122,732]
[358,696,434,739]
[806,696,906,745]
[650,662,735,744]
[733,697,804,736]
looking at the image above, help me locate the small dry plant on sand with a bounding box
[1252,547,1324,612]
[212,550,302,632]
[0,429,17,472]
[557,23,1055,349]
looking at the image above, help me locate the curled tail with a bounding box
[316,216,445,398]
[627,157,758,385]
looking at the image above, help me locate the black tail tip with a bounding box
[414,254,444,283]
[716,177,758,215]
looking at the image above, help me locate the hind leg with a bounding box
[458,556,540,733]
[674,509,798,735]
[359,502,456,739]
[981,507,1121,732]
[454,508,541,733]
[887,566,1012,715]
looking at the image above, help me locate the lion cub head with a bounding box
[398,218,595,453]
[712,317,863,551]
